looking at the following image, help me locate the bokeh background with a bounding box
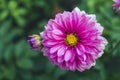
[0,0,120,80]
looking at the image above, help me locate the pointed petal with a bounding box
[73,7,81,14]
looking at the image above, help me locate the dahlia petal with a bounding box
[77,54,86,61]
[86,14,96,22]
[72,62,76,71]
[75,46,83,55]
[95,23,104,33]
[77,63,85,72]
[73,7,81,14]
[70,51,75,62]
[61,12,72,31]
[64,50,72,61]
[97,51,104,58]
[58,56,64,63]
[66,62,69,67]
[69,65,73,71]
[84,46,95,54]
[46,32,53,39]
[50,45,61,54]
[63,11,73,32]
[69,62,76,71]
[52,34,63,40]
[71,9,79,28]
[30,38,36,42]
[83,54,87,61]
[55,14,67,30]
[76,44,85,55]
[43,41,58,46]
[85,54,95,67]
[113,0,120,3]
[59,62,66,70]
[48,20,58,30]
[80,32,90,39]
[50,54,57,58]
[73,7,86,16]
[113,0,120,15]
[99,36,108,45]
[57,46,67,57]
[79,44,85,52]
[52,29,63,35]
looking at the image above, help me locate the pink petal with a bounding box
[57,46,67,57]
[50,45,62,54]
[75,46,83,55]
[83,54,87,61]
[72,62,76,71]
[52,34,64,40]
[43,40,58,46]
[80,44,85,52]
[70,52,75,62]
[77,54,86,61]
[58,56,64,63]
[52,29,63,35]
[75,44,85,55]
[113,0,120,3]
[64,50,72,61]
[50,54,57,58]
[77,63,85,72]
[72,7,81,16]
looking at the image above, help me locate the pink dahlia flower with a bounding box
[113,0,120,14]
[41,7,108,72]
[113,0,120,7]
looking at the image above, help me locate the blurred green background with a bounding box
[0,0,120,80]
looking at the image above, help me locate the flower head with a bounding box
[113,0,120,7]
[41,7,108,72]
[113,0,120,15]
[28,34,41,51]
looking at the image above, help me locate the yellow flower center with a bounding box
[65,33,78,46]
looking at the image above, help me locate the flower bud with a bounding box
[113,0,120,15]
[28,34,41,51]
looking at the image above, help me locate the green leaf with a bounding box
[0,20,11,36]
[0,65,15,80]
[3,45,13,62]
[15,40,25,58]
[0,42,4,61]
[17,58,34,69]
[15,17,26,27]
[54,68,67,80]
[8,1,17,11]
[45,61,55,73]
[17,8,27,15]
[0,10,9,21]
